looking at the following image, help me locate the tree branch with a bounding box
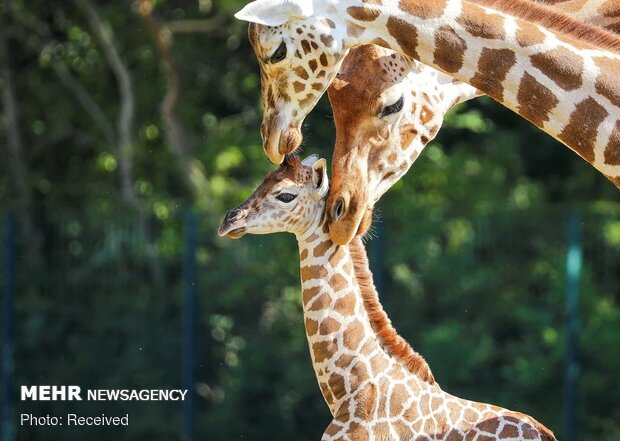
[73,0,164,287]
[138,0,204,197]
[73,0,138,207]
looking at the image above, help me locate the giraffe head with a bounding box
[326,45,481,245]
[218,154,329,239]
[235,0,347,164]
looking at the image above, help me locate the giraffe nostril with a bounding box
[332,197,346,222]
[224,208,241,223]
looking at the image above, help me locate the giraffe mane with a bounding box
[348,236,436,385]
[473,0,620,53]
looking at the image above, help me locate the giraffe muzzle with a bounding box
[218,207,247,239]
[263,123,302,164]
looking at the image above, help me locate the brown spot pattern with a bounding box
[309,293,332,311]
[389,384,408,416]
[335,354,355,369]
[299,93,317,110]
[349,422,369,441]
[372,422,389,438]
[386,17,420,59]
[595,57,620,107]
[433,26,466,73]
[464,408,478,422]
[482,417,500,433]
[328,373,347,401]
[456,4,505,39]
[347,6,380,21]
[329,246,347,266]
[420,105,434,124]
[605,121,620,166]
[334,292,356,315]
[523,423,540,439]
[320,34,334,47]
[354,383,377,419]
[305,318,318,336]
[319,317,341,335]
[499,423,519,438]
[302,286,321,306]
[399,0,447,19]
[516,22,546,47]
[301,264,327,281]
[324,420,341,436]
[600,0,620,17]
[606,23,620,34]
[293,81,305,93]
[558,97,608,164]
[312,339,337,363]
[516,72,559,127]
[294,66,309,81]
[314,239,332,257]
[370,353,388,376]
[446,430,462,441]
[530,47,583,91]
[470,48,516,101]
[301,39,312,55]
[343,320,365,350]
[322,18,336,29]
[329,274,348,292]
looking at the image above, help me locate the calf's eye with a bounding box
[270,41,287,63]
[380,95,404,117]
[276,193,297,203]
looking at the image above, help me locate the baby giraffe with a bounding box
[218,155,556,441]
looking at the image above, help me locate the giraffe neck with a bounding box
[296,223,556,439]
[320,0,620,186]
[296,220,434,417]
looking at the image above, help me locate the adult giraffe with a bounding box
[234,0,620,186]
[218,154,557,441]
[324,1,620,244]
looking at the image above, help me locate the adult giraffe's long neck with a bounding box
[296,222,434,417]
[328,0,620,186]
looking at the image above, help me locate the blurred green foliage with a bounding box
[0,1,619,441]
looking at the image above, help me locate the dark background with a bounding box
[0,1,618,440]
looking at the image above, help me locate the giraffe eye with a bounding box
[380,96,404,117]
[270,41,287,64]
[276,192,297,203]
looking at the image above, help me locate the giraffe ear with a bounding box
[311,158,329,200]
[301,154,319,167]
[235,0,314,27]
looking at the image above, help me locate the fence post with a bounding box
[181,209,198,441]
[1,213,15,441]
[563,212,582,441]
